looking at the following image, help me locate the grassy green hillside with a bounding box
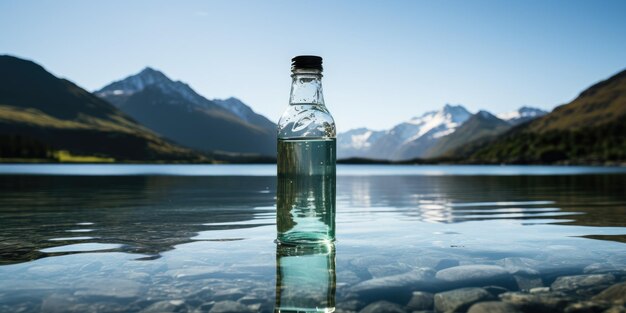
[0,55,208,162]
[460,69,626,164]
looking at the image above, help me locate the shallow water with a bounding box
[0,165,625,312]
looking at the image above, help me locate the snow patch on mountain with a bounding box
[403,105,471,142]
[497,106,548,125]
[337,128,385,159]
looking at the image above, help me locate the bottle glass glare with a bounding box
[277,56,336,245]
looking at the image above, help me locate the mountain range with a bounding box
[0,55,204,162]
[95,68,276,156]
[1,54,624,164]
[338,105,547,160]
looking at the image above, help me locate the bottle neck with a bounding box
[289,68,325,105]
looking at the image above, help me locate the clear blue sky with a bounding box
[1,0,625,131]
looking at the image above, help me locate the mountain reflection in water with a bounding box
[1,174,625,264]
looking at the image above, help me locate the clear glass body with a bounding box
[277,68,336,245]
[274,243,336,312]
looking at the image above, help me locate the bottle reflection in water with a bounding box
[275,243,336,313]
[277,55,336,245]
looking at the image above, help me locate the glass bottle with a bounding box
[276,55,336,245]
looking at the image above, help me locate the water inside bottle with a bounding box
[277,138,336,244]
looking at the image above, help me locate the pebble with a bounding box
[434,287,493,313]
[358,301,406,313]
[406,291,434,311]
[467,301,522,313]
[529,287,551,294]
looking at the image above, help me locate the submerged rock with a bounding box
[435,265,514,289]
[499,291,572,313]
[434,287,493,313]
[406,291,434,311]
[563,300,610,313]
[351,268,436,303]
[358,300,407,313]
[551,274,615,294]
[467,301,522,313]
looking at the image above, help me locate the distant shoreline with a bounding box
[1,158,625,167]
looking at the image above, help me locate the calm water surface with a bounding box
[0,165,625,312]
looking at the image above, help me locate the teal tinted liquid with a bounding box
[277,138,336,244]
[274,244,336,312]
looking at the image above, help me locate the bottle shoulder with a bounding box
[278,104,336,139]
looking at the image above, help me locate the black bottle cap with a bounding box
[291,55,323,71]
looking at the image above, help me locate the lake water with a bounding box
[0,165,625,312]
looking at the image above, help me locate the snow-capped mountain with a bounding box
[338,105,548,160]
[96,67,218,111]
[95,68,277,156]
[97,67,171,96]
[337,128,385,159]
[338,104,472,160]
[386,104,472,160]
[403,104,472,141]
[497,106,548,126]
